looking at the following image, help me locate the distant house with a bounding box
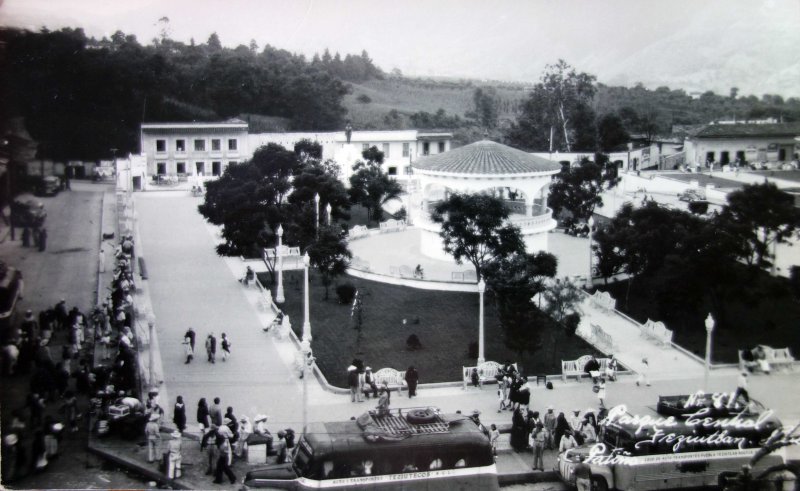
[684,122,800,167]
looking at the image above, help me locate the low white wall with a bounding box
[346,268,479,292]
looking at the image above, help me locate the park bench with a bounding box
[349,225,369,240]
[590,323,616,351]
[379,219,406,233]
[373,368,406,396]
[461,361,504,389]
[590,291,616,312]
[739,346,795,373]
[350,256,371,272]
[561,355,611,382]
[451,270,478,283]
[640,319,673,346]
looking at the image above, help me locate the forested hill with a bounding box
[1,28,358,161]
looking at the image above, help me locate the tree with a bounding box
[198,143,298,256]
[506,60,596,152]
[547,154,618,225]
[431,193,526,280]
[469,87,499,129]
[541,277,583,323]
[597,113,630,152]
[720,182,800,271]
[348,147,403,224]
[307,225,352,300]
[484,252,558,357]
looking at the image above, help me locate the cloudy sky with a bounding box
[2,0,798,96]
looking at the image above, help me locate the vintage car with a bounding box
[677,188,706,202]
[36,175,62,196]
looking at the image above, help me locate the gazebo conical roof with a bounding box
[412,140,560,175]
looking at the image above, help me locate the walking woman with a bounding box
[197,397,211,433]
[510,408,528,452]
[553,412,570,452]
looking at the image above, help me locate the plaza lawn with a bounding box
[597,276,800,364]
[260,271,600,388]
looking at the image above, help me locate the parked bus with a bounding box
[243,407,498,490]
[558,402,786,490]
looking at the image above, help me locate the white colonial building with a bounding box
[139,120,453,185]
[410,140,561,259]
[684,122,800,166]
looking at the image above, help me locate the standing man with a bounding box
[209,397,223,427]
[405,366,419,398]
[205,332,216,363]
[167,430,182,480]
[731,372,750,407]
[347,364,359,402]
[220,333,231,362]
[544,406,557,450]
[38,228,47,252]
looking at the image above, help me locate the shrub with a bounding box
[563,312,581,336]
[336,283,357,304]
[406,334,422,350]
[688,200,709,214]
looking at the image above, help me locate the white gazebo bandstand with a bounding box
[409,140,561,261]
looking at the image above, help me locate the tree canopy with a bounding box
[548,154,619,224]
[430,193,526,280]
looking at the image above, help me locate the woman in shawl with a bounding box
[173,396,187,432]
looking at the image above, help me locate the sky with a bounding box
[1,0,799,97]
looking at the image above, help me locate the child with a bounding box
[489,424,500,457]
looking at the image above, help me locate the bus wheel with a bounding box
[591,476,609,491]
[406,408,437,424]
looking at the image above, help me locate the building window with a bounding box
[438,141,445,153]
[212,161,221,176]
[423,142,430,156]
[383,143,390,158]
[228,139,238,151]
[228,161,238,166]
[705,151,715,163]
[388,166,397,175]
[194,139,206,151]
[156,139,166,152]
[402,143,410,157]
[211,139,221,151]
[362,143,370,152]
[156,162,166,175]
[196,162,205,175]
[176,139,186,152]
[176,162,186,174]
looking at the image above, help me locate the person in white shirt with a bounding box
[559,430,578,452]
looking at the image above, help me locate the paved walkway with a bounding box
[575,296,706,380]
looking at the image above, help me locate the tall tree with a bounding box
[506,60,596,152]
[541,277,583,323]
[597,113,630,152]
[469,87,499,129]
[347,147,403,224]
[720,182,800,271]
[431,193,526,280]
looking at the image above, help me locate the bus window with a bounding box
[455,459,466,468]
[363,460,373,475]
[429,458,443,470]
[402,463,419,473]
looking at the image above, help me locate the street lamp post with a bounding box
[276,224,285,304]
[147,312,156,388]
[326,203,332,226]
[587,216,595,289]
[301,252,312,352]
[314,193,321,239]
[477,279,486,364]
[704,314,715,391]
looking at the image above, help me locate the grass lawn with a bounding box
[341,204,393,230]
[260,271,600,387]
[596,279,800,364]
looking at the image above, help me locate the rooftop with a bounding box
[694,122,800,139]
[413,140,561,175]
